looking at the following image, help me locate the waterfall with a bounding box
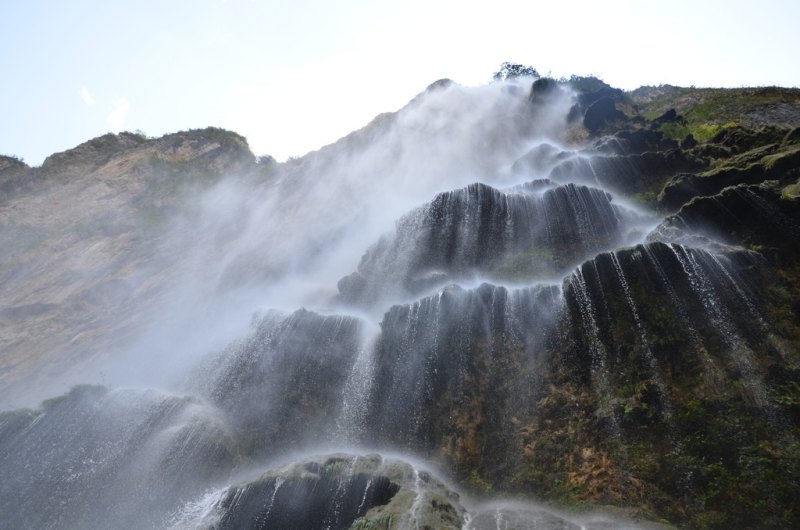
[668,244,770,408]
[608,250,672,421]
[2,76,797,529]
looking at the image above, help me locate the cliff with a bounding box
[1,77,799,529]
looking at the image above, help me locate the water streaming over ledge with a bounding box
[1,78,795,529]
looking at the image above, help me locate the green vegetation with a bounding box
[782,177,800,199]
[631,86,800,142]
[492,62,540,81]
[562,75,610,94]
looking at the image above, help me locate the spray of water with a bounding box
[1,75,779,528]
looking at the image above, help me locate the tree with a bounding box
[492,62,540,81]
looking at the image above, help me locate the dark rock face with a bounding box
[172,453,467,530]
[653,123,800,209]
[660,165,763,209]
[365,283,562,476]
[657,182,800,252]
[568,83,626,126]
[651,108,685,128]
[583,97,627,133]
[338,181,632,306]
[530,77,565,103]
[564,242,772,396]
[214,462,399,530]
[543,241,799,527]
[709,125,788,151]
[549,150,705,198]
[592,128,665,155]
[680,134,698,149]
[196,309,364,455]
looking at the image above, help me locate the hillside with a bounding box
[0,128,258,404]
[1,76,800,529]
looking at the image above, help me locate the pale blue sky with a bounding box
[2,0,798,166]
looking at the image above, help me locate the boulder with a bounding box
[174,453,465,530]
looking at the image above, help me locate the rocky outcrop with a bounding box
[196,309,364,455]
[3,78,800,530]
[338,181,635,306]
[0,155,29,195]
[365,283,562,478]
[655,181,800,253]
[529,77,565,103]
[583,97,627,133]
[0,127,258,407]
[172,453,653,530]
[659,142,800,209]
[548,149,705,199]
[519,241,799,528]
[207,455,406,530]
[0,385,235,530]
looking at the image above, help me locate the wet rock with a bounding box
[530,77,565,103]
[583,97,627,133]
[550,150,705,198]
[656,181,800,253]
[338,181,634,306]
[0,386,236,530]
[781,126,800,147]
[173,453,465,530]
[611,129,665,154]
[196,309,364,455]
[365,282,562,478]
[564,241,772,412]
[576,85,625,109]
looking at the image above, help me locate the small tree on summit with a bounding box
[493,62,540,81]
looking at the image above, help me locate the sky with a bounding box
[1,0,799,166]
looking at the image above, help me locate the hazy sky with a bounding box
[2,0,798,166]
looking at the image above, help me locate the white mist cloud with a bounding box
[80,86,95,106]
[107,98,130,132]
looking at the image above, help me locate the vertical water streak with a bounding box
[166,486,228,529]
[335,331,380,444]
[568,267,620,436]
[322,456,358,529]
[406,302,427,439]
[254,477,284,528]
[706,252,766,327]
[608,251,673,421]
[357,478,373,514]
[669,244,769,407]
[639,244,724,391]
[406,467,424,530]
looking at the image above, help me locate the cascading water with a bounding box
[2,76,797,529]
[608,250,672,421]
